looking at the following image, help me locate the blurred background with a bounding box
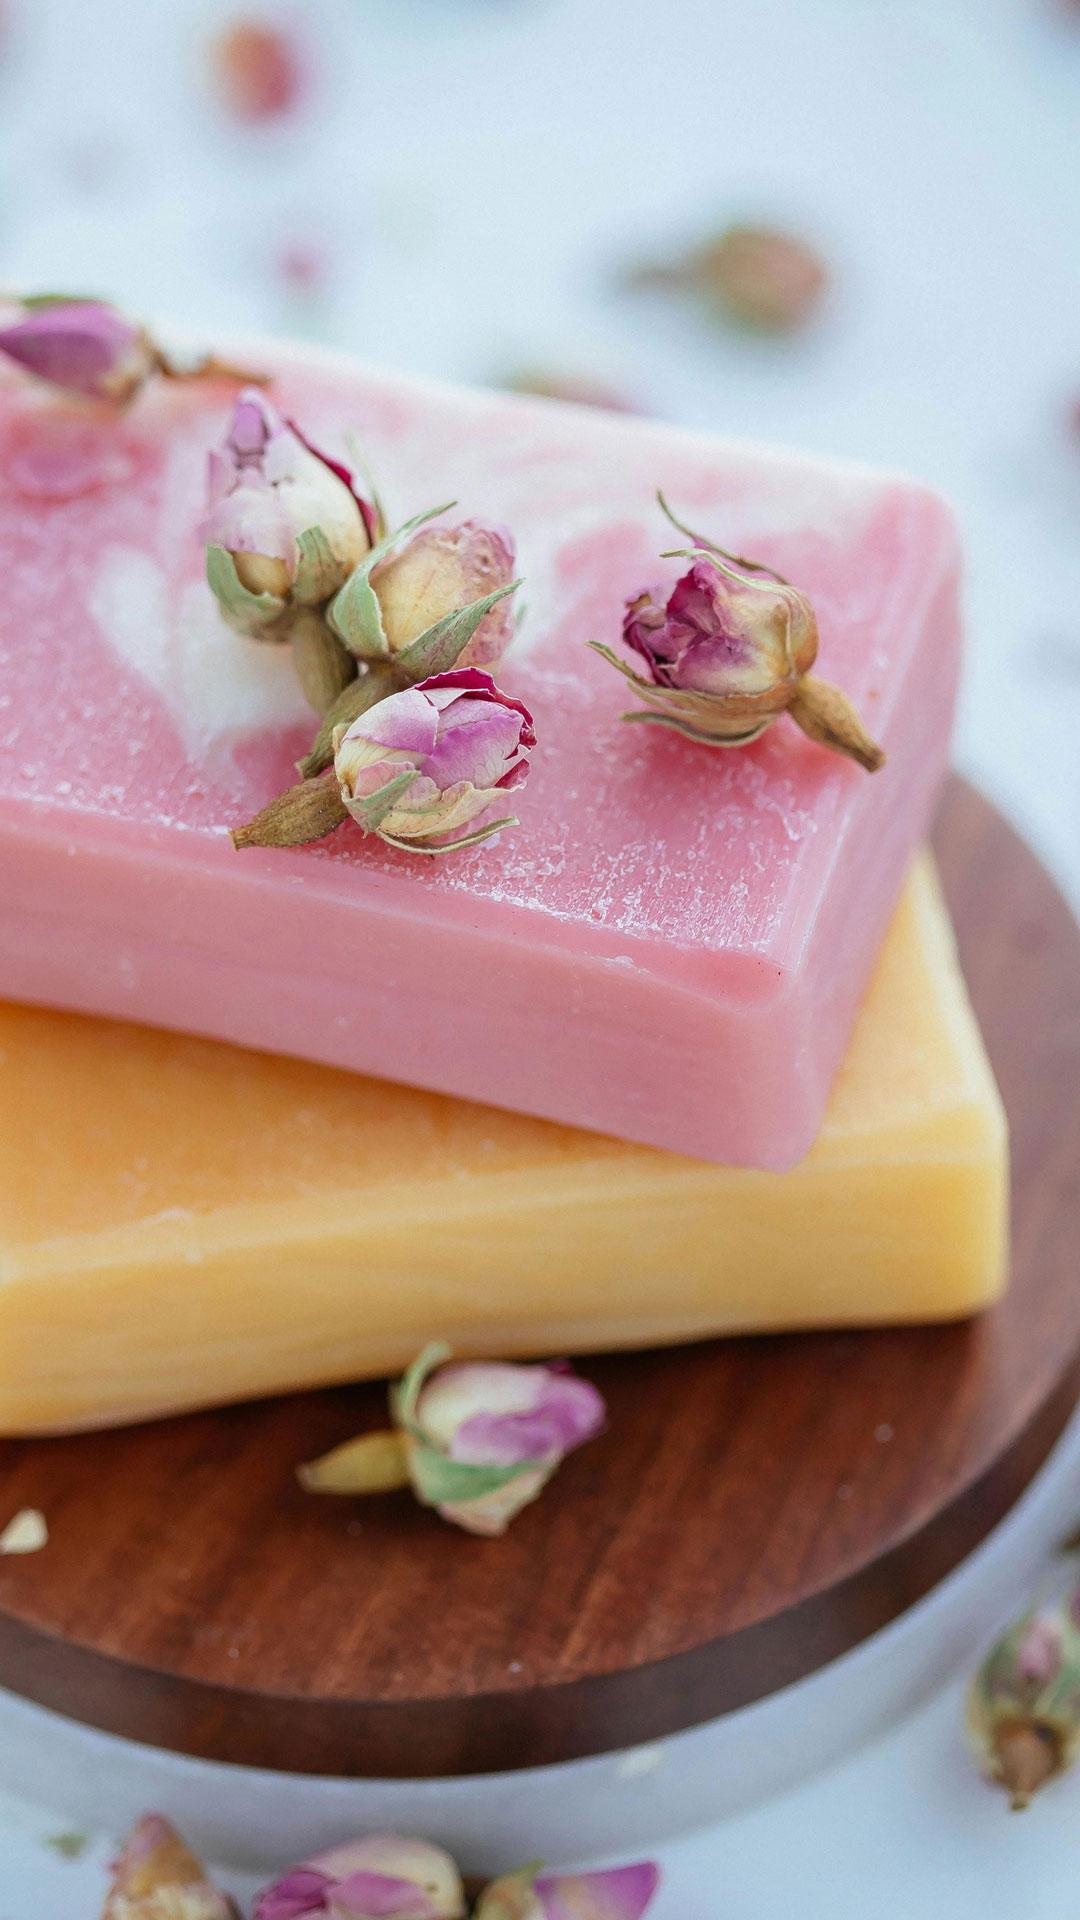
[0,0,1078,894]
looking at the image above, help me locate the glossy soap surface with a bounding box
[0,860,1007,1435]
[0,347,960,1165]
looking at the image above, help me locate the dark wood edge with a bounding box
[3,780,1079,1777]
[6,1339,1077,1780]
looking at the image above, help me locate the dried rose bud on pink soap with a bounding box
[0,345,960,1169]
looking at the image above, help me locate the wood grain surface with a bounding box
[0,777,1077,1779]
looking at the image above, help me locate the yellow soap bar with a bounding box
[0,858,1007,1434]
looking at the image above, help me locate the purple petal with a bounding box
[329,1871,438,1918]
[255,1868,334,1920]
[452,1369,605,1467]
[0,301,140,397]
[351,685,441,758]
[203,477,298,562]
[1016,1614,1064,1686]
[229,388,285,460]
[622,585,675,680]
[415,670,536,749]
[423,695,527,790]
[665,562,731,643]
[494,756,531,794]
[536,1864,660,1920]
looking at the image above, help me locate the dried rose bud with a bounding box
[474,1862,660,1919]
[590,494,883,772]
[327,509,520,685]
[333,668,534,855]
[232,668,533,857]
[103,1814,234,1920]
[301,1345,605,1537]
[204,388,376,637]
[210,19,307,124]
[966,1591,1080,1808]
[630,222,828,334]
[366,521,518,667]
[0,298,158,404]
[255,1835,465,1920]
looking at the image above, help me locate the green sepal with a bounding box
[294,526,344,606]
[345,768,419,833]
[21,292,105,311]
[406,1439,541,1511]
[656,490,787,584]
[587,639,660,691]
[297,666,397,779]
[395,580,520,680]
[622,708,769,747]
[589,642,769,745]
[393,1341,453,1430]
[328,501,455,660]
[378,815,519,857]
[206,544,286,633]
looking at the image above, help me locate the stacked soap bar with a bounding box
[0,860,1006,1435]
[0,350,961,1169]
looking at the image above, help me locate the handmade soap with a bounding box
[0,348,960,1167]
[0,860,1007,1435]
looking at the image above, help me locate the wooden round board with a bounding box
[0,777,1078,1781]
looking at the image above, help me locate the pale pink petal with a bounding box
[255,1867,333,1920]
[535,1864,660,1920]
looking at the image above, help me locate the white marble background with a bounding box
[0,0,1078,1910]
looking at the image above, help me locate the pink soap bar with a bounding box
[0,346,959,1169]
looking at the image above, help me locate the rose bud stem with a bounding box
[297,663,399,777]
[157,347,268,388]
[232,775,348,851]
[788,675,885,772]
[289,612,357,714]
[995,1722,1061,1811]
[298,1430,411,1496]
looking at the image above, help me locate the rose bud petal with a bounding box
[590,493,883,771]
[416,1361,606,1467]
[475,1863,659,1920]
[204,388,375,631]
[210,19,307,125]
[966,1589,1080,1808]
[334,668,534,856]
[255,1836,465,1920]
[389,1345,604,1536]
[0,298,158,404]
[104,1814,235,1920]
[367,521,517,667]
[624,556,817,705]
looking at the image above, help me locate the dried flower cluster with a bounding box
[204,390,532,858]
[103,1818,658,1920]
[300,1345,605,1536]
